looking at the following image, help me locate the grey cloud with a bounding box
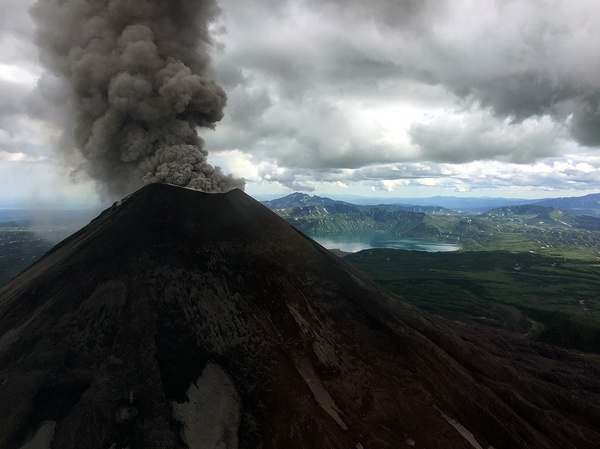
[0,0,38,65]
[0,0,33,36]
[568,96,600,147]
[309,0,446,34]
[0,80,38,157]
[257,165,316,192]
[417,3,600,148]
[0,80,28,118]
[409,113,564,164]
[213,0,600,174]
[464,73,575,121]
[210,93,403,170]
[228,87,272,130]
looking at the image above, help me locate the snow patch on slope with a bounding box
[439,409,494,449]
[294,355,348,430]
[18,421,56,449]
[171,362,241,449]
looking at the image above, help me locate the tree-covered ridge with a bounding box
[269,200,600,258]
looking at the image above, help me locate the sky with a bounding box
[1,0,600,206]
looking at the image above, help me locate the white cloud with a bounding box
[0,63,39,86]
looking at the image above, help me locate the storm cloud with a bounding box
[212,0,600,169]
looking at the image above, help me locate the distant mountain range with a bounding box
[262,192,600,216]
[482,204,600,231]
[331,194,539,211]
[533,193,600,216]
[262,193,457,215]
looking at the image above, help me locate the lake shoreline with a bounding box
[306,231,461,253]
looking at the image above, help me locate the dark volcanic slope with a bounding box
[1,184,599,449]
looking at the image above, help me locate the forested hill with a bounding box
[263,191,600,216]
[287,206,440,237]
[265,195,600,258]
[262,193,457,215]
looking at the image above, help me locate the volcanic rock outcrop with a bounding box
[1,184,599,448]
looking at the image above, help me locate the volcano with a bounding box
[1,184,599,449]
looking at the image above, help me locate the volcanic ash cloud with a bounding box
[31,0,244,197]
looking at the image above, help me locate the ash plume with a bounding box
[30,0,244,197]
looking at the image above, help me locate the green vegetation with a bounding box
[345,249,600,353]
[279,202,600,353]
[277,205,600,259]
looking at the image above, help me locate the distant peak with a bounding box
[288,192,313,199]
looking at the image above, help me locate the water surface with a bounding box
[305,231,460,253]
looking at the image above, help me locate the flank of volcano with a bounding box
[0,183,599,448]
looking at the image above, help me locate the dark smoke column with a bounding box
[31,0,244,197]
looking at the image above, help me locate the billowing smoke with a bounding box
[30,0,244,197]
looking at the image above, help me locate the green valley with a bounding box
[276,203,600,259]
[345,249,600,353]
